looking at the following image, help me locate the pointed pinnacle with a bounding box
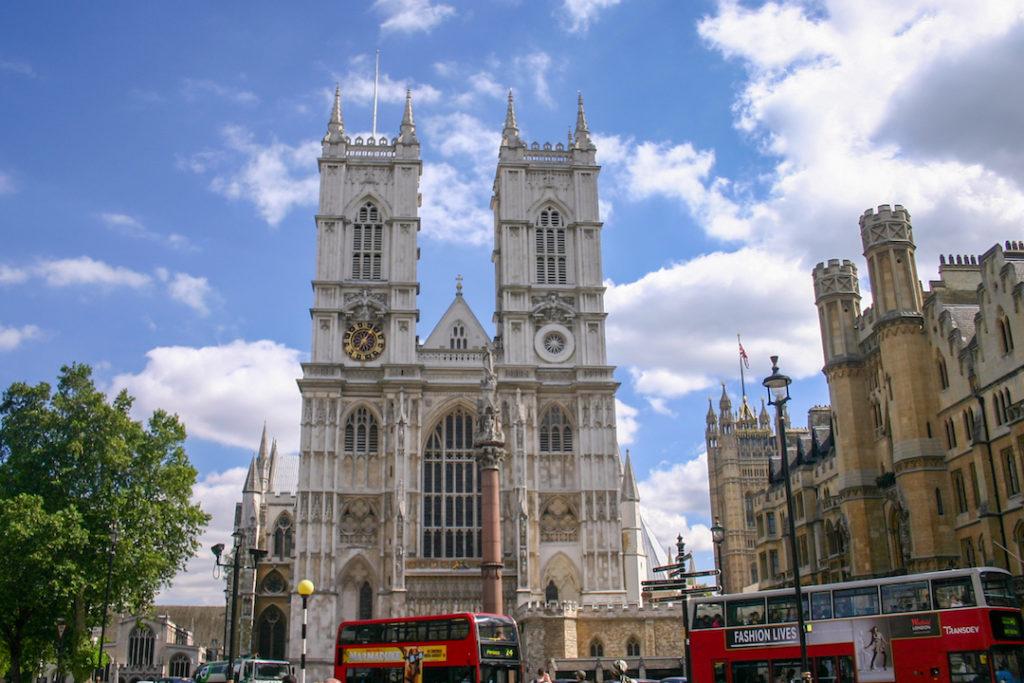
[575,91,589,133]
[402,88,414,127]
[504,89,518,131]
[325,84,344,142]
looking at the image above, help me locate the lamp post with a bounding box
[55,618,67,683]
[96,522,119,683]
[763,355,810,681]
[213,532,267,683]
[710,517,725,593]
[297,580,314,683]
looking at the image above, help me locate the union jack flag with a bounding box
[738,339,750,369]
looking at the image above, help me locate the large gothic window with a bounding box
[535,208,567,285]
[626,637,641,657]
[344,407,380,456]
[127,625,155,667]
[352,202,383,281]
[273,514,293,560]
[168,654,191,678]
[358,581,373,620]
[545,580,559,603]
[539,407,573,453]
[589,639,604,657]
[422,408,480,558]
[256,606,287,660]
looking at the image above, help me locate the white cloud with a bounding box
[418,162,493,245]
[109,339,303,451]
[374,0,456,34]
[0,323,41,351]
[424,112,501,170]
[157,467,248,605]
[208,126,321,226]
[615,398,639,446]
[0,59,35,78]
[181,78,259,105]
[560,0,622,33]
[0,264,28,284]
[606,248,821,400]
[337,59,442,106]
[513,52,554,107]
[34,256,151,288]
[99,212,196,251]
[646,397,675,417]
[638,453,713,552]
[162,271,214,316]
[0,171,14,194]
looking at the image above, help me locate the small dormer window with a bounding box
[450,321,467,350]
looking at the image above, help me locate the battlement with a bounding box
[860,203,915,252]
[939,254,979,267]
[812,259,860,301]
[522,141,573,164]
[517,599,678,617]
[859,203,911,227]
[1005,240,1024,256]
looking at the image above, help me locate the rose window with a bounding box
[543,331,566,355]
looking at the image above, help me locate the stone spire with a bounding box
[501,90,523,148]
[398,88,418,145]
[243,457,258,493]
[573,91,594,150]
[759,398,771,429]
[621,450,640,502]
[324,85,345,143]
[719,383,733,421]
[257,422,269,463]
[706,398,718,427]
[266,438,278,491]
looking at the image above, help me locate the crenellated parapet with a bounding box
[859,204,913,252]
[813,258,860,301]
[813,259,863,365]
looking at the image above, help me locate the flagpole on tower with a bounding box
[738,333,749,399]
[371,48,380,139]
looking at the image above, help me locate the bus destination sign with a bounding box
[726,625,798,649]
[480,645,519,660]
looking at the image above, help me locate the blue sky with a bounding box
[2,1,1023,604]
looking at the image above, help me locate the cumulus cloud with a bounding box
[615,398,639,446]
[513,52,554,107]
[560,0,622,33]
[374,0,455,34]
[99,212,195,251]
[181,78,259,105]
[156,268,215,316]
[0,323,41,351]
[157,467,248,605]
[0,264,28,284]
[606,248,821,402]
[638,453,713,552]
[110,339,303,451]
[0,59,35,78]
[207,126,321,226]
[419,163,493,245]
[34,256,151,288]
[337,57,441,106]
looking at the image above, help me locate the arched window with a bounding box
[255,606,287,660]
[168,654,191,678]
[998,314,1015,354]
[545,580,559,603]
[744,493,756,529]
[535,208,567,285]
[127,625,155,667]
[937,355,949,389]
[261,569,286,594]
[273,514,293,560]
[344,407,380,457]
[422,408,479,558]
[539,406,573,453]
[588,639,604,657]
[352,201,383,280]
[450,321,467,350]
[358,581,373,620]
[963,538,976,566]
[626,637,641,657]
[935,488,945,516]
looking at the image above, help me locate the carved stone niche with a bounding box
[540,495,579,542]
[339,498,378,546]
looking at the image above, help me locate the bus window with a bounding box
[982,572,1017,607]
[692,602,723,629]
[477,616,516,642]
[770,660,801,683]
[727,598,766,627]
[993,648,1024,683]
[731,661,768,683]
[833,586,879,617]
[346,668,404,683]
[948,652,990,683]
[932,576,976,609]
[767,596,797,624]
[424,667,474,683]
[881,580,930,613]
[712,661,726,683]
[479,664,519,683]
[811,592,832,620]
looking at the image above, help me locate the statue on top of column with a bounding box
[475,342,504,446]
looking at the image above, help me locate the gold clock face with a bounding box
[343,322,385,361]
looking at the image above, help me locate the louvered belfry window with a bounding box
[535,208,567,285]
[422,408,481,559]
[539,406,573,453]
[352,202,383,280]
[344,407,379,456]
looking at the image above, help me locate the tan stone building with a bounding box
[727,205,1024,591]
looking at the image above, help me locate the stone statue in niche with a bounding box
[475,343,505,445]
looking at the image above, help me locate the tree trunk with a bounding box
[7,631,24,683]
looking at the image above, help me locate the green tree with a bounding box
[0,364,209,683]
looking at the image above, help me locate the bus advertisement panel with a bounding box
[688,567,1024,683]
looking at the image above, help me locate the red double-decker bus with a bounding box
[688,567,1024,683]
[335,613,522,683]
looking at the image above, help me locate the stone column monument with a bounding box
[475,344,505,614]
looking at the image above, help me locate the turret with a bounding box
[759,398,771,429]
[859,204,922,315]
[619,452,645,605]
[718,383,733,424]
[706,398,718,433]
[813,258,862,366]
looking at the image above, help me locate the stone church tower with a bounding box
[272,89,660,680]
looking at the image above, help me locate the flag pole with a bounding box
[738,333,746,399]
[371,48,380,139]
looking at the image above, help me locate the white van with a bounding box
[233,658,292,683]
[194,661,230,683]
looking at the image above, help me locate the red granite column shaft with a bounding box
[480,453,504,614]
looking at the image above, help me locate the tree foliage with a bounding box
[0,364,209,683]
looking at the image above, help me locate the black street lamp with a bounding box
[710,517,725,593]
[96,522,119,683]
[213,531,267,683]
[55,618,67,683]
[763,355,810,681]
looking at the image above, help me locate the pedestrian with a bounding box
[574,671,587,683]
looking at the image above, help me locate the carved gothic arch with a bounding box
[538,400,577,429]
[541,551,581,603]
[540,495,580,542]
[420,398,478,451]
[339,401,385,432]
[527,195,574,226]
[342,191,393,222]
[337,554,376,622]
